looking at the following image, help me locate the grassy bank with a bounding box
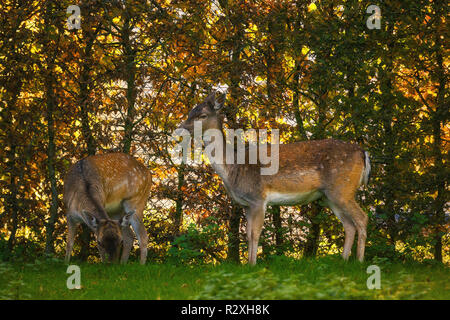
[1,255,448,300]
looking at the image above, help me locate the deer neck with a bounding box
[202,127,232,184]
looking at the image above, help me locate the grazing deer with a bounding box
[64,153,152,264]
[177,91,371,265]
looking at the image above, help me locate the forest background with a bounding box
[0,0,448,265]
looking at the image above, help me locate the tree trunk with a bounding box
[272,205,283,255]
[304,205,321,257]
[431,17,447,262]
[42,1,61,254]
[78,34,96,156]
[3,78,22,258]
[227,206,241,263]
[293,60,307,141]
[77,29,98,261]
[6,145,19,257]
[174,164,185,236]
[44,58,60,255]
[265,16,284,256]
[220,1,244,263]
[121,12,137,154]
[379,23,398,247]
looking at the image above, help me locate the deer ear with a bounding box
[82,210,98,230]
[214,92,225,111]
[205,91,216,102]
[204,91,216,110]
[119,210,135,227]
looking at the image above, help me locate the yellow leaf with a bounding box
[308,3,317,12]
[302,46,309,55]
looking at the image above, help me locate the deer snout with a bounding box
[176,121,186,130]
[176,120,193,133]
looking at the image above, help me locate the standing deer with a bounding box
[64,153,152,264]
[177,91,371,265]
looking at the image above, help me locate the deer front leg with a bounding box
[120,226,134,264]
[65,217,78,264]
[97,241,106,262]
[246,204,265,265]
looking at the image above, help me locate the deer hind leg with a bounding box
[325,200,356,260]
[347,200,368,262]
[245,204,265,265]
[130,216,148,265]
[120,225,134,264]
[328,195,368,262]
[65,216,78,263]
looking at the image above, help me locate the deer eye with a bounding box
[198,114,207,120]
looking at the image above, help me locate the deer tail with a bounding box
[362,150,371,186]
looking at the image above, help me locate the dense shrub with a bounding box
[168,218,226,264]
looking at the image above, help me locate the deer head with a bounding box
[83,210,135,263]
[178,91,226,134]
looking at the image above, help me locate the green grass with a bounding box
[1,255,448,300]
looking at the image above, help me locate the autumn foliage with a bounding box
[0,0,448,263]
